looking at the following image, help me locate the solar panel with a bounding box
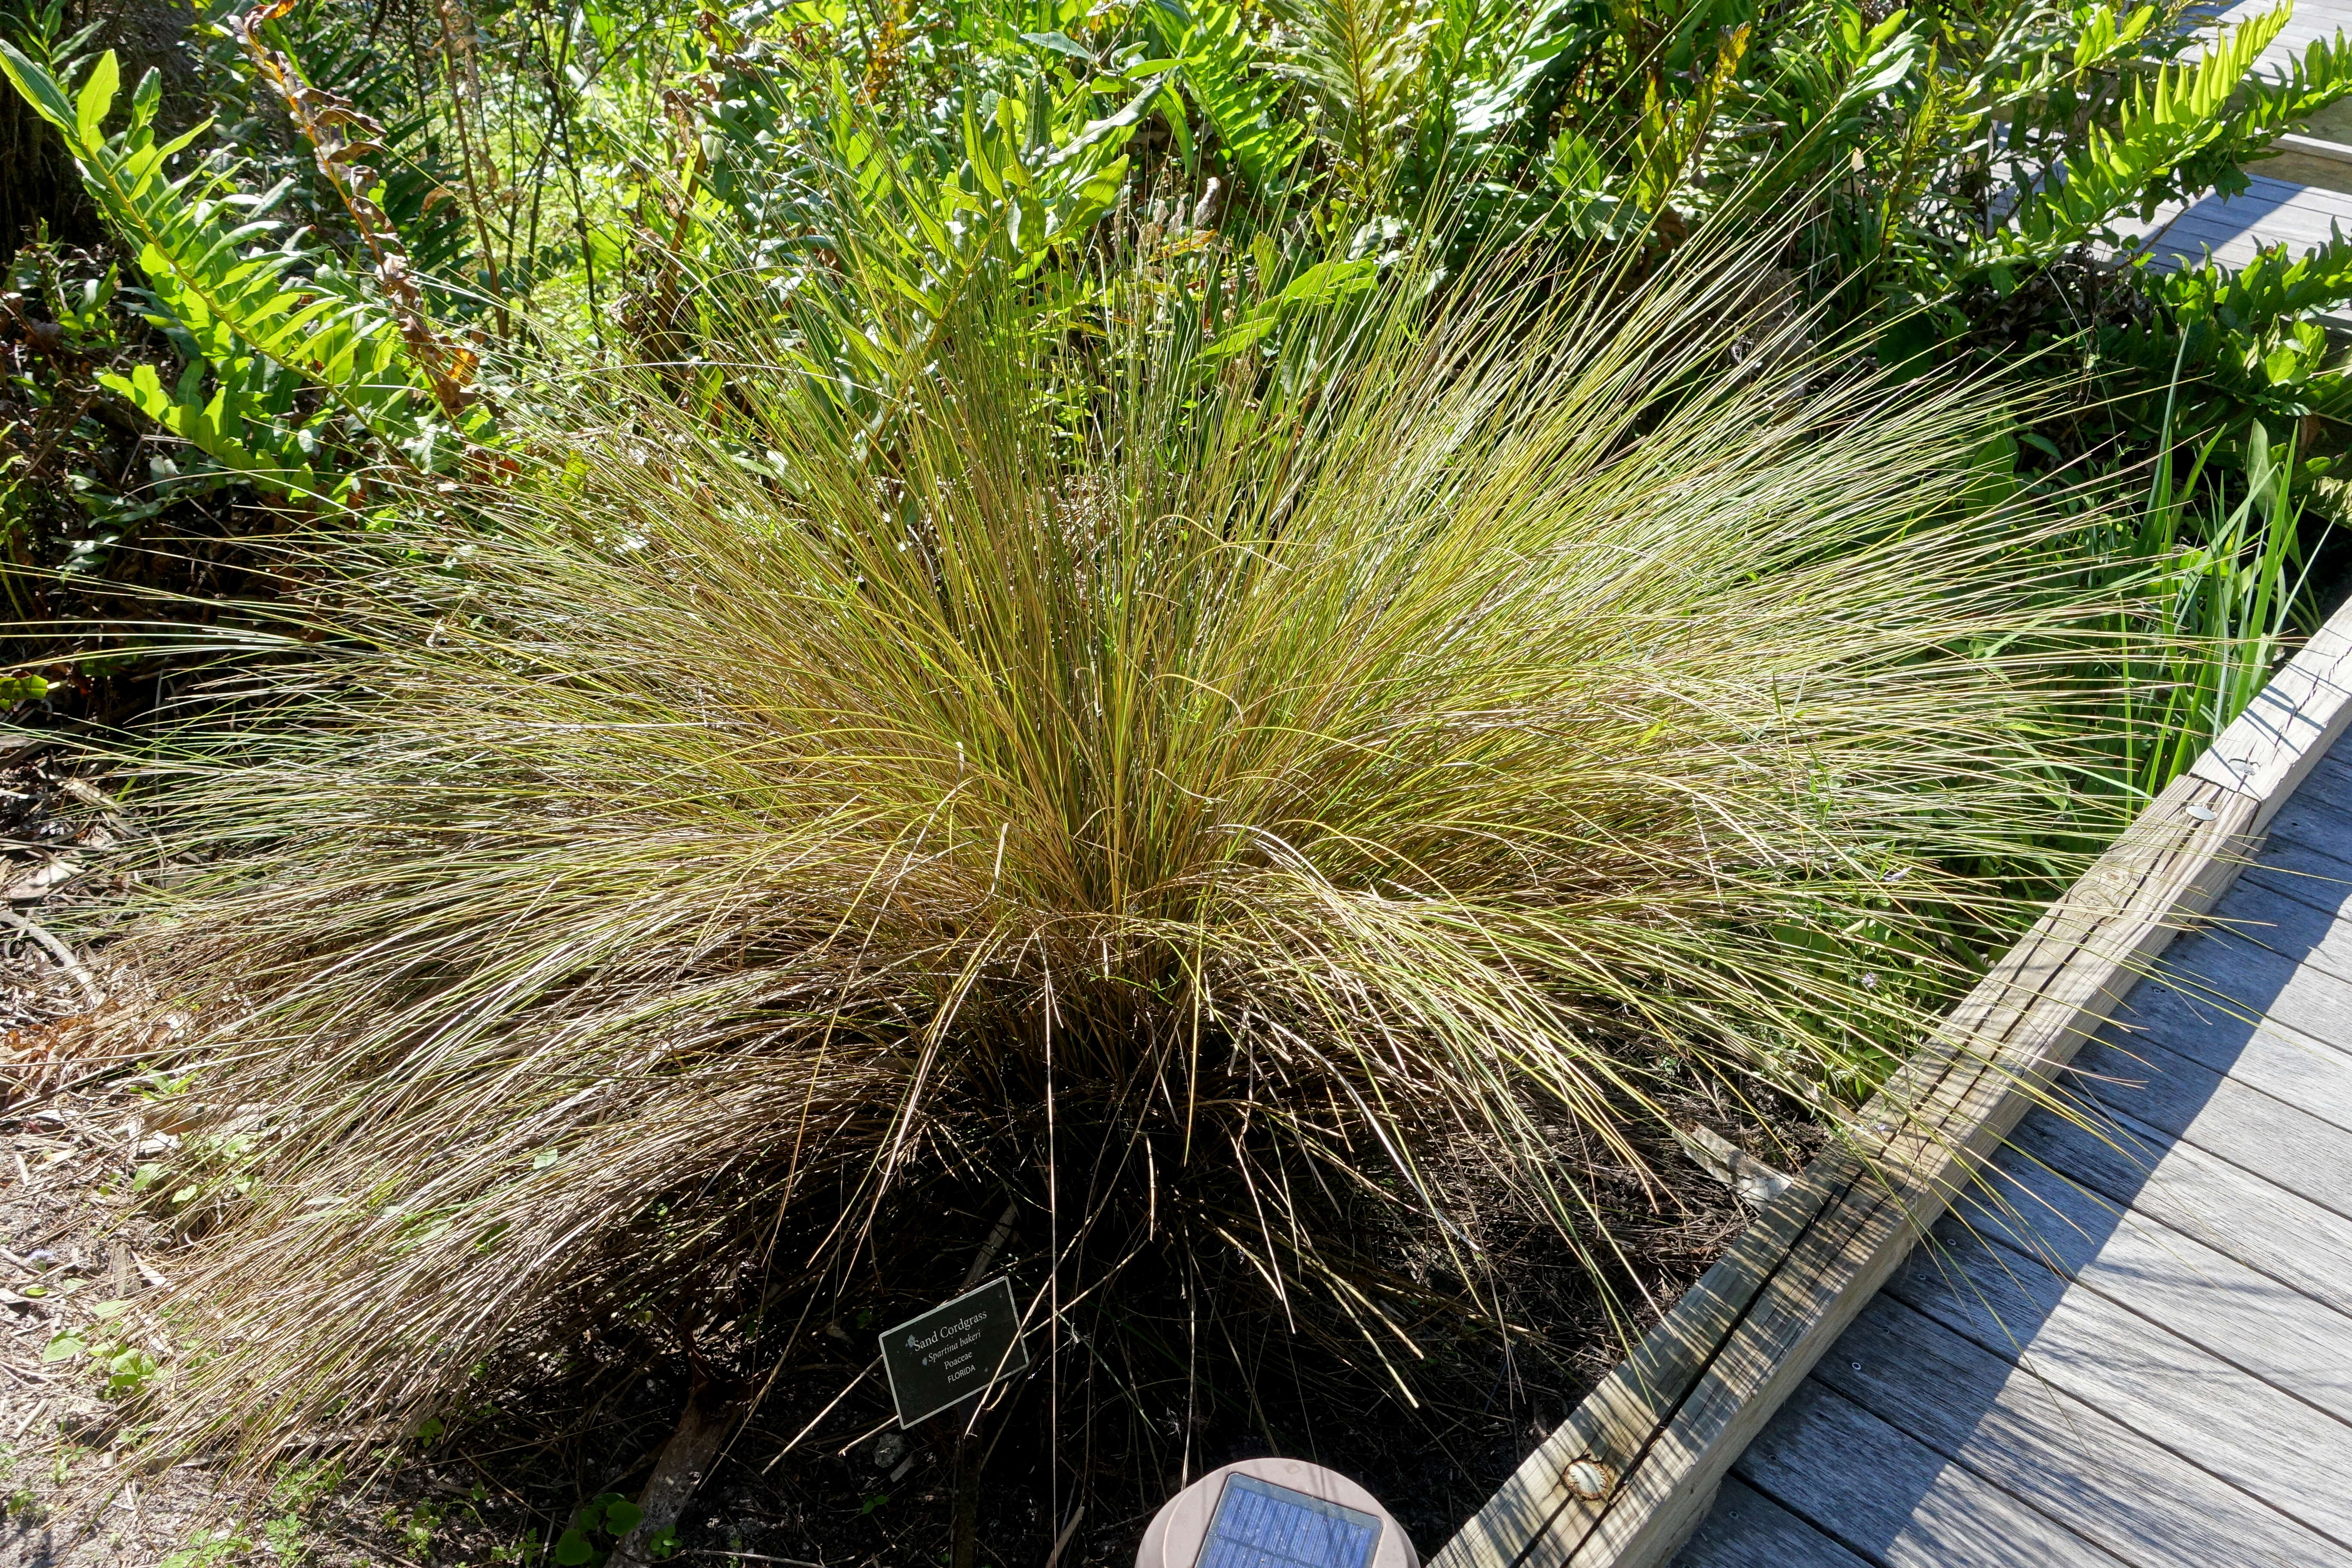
[1193,1472,1383,1568]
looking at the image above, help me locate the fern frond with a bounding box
[1983,5,2292,261]
[0,43,492,492]
[1164,0,1311,198]
[2144,231,2352,326]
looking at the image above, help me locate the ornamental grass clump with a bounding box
[102,224,2130,1473]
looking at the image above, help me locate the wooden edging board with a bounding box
[1430,598,2352,1568]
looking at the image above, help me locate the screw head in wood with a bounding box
[1562,1456,1614,1501]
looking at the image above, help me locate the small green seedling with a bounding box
[43,1302,160,1398]
[159,1529,249,1568]
[261,1513,307,1561]
[0,1446,37,1523]
[395,1501,441,1557]
[490,1527,542,1563]
[270,1458,346,1512]
[551,1492,645,1565]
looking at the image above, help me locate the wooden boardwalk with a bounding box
[1684,26,2352,1554]
[1672,732,2352,1567]
[2135,170,2352,271]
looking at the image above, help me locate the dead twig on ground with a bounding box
[0,910,103,1010]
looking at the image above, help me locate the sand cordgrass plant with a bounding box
[84,220,2151,1490]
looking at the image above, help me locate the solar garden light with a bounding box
[1137,1458,1419,1568]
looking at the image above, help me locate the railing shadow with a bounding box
[2131,173,2321,273]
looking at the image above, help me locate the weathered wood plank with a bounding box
[1886,1222,2352,1541]
[1434,1165,1839,1568]
[2192,842,2352,968]
[1732,1379,2127,1568]
[2237,850,2352,918]
[2067,1030,2352,1220]
[2005,1099,2352,1315]
[2254,742,2352,841]
[1958,1129,2352,1422]
[2194,879,2352,977]
[2078,913,2352,1141]
[1810,1292,2352,1566]
[2089,983,2352,1140]
[2247,769,2352,912]
[2288,729,2352,788]
[2125,925,2352,1021]
[1667,1481,1868,1568]
[2136,179,2352,275]
[2145,199,2334,253]
[2055,829,2352,1132]
[2192,823,2343,921]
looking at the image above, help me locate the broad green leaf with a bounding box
[73,50,116,142]
[0,39,79,129]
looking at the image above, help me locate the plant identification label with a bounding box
[878,1275,1031,1427]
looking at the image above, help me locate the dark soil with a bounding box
[0,747,1820,1568]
